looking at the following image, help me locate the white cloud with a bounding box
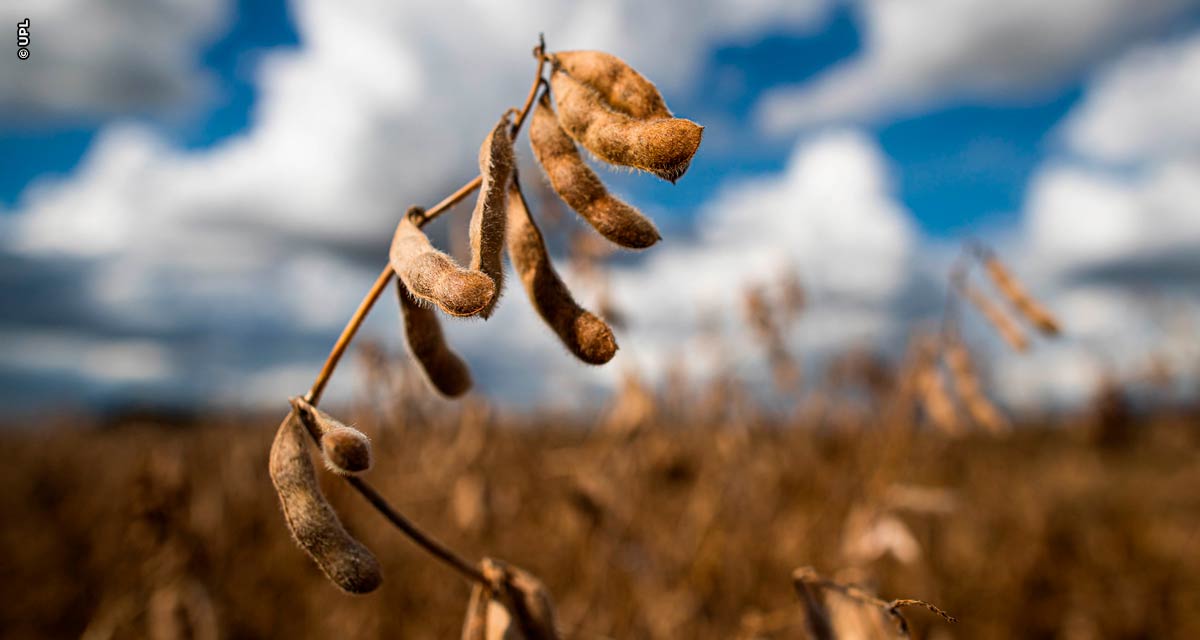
[1024,157,1200,274]
[0,0,231,118]
[1060,35,1200,164]
[756,0,1198,133]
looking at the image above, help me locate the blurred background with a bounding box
[2,1,1199,638]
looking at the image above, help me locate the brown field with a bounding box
[3,376,1198,639]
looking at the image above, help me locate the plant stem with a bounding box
[346,476,488,584]
[295,38,549,587]
[304,264,394,406]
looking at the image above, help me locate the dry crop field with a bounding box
[2,385,1198,639]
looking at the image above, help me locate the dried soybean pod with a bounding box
[982,254,1060,336]
[792,567,835,640]
[507,177,617,365]
[290,396,373,475]
[916,361,962,436]
[391,206,496,317]
[943,340,1010,434]
[484,559,561,640]
[960,282,1029,352]
[268,410,382,594]
[397,279,473,397]
[530,92,660,249]
[550,68,702,183]
[461,580,493,640]
[551,50,671,119]
[469,115,515,318]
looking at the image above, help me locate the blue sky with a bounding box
[2,0,1199,413]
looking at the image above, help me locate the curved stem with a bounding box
[346,476,488,584]
[305,264,394,406]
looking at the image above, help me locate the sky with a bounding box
[2,0,1200,414]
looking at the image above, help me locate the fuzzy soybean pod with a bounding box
[960,282,1029,353]
[916,362,962,436]
[550,50,671,119]
[483,559,561,640]
[289,396,373,475]
[391,206,496,317]
[983,256,1061,336]
[943,341,1010,435]
[397,279,473,397]
[550,68,702,183]
[469,115,515,318]
[507,177,617,365]
[530,92,660,249]
[460,580,494,640]
[268,410,383,594]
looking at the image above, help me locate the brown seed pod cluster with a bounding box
[378,47,699,393]
[268,411,383,594]
[290,396,374,475]
[271,40,702,614]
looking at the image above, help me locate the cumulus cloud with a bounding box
[0,0,231,119]
[1060,35,1200,164]
[755,0,1198,133]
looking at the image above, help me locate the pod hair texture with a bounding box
[469,115,515,318]
[391,206,496,318]
[290,396,373,475]
[530,92,659,249]
[397,279,473,397]
[550,50,671,120]
[550,68,702,183]
[268,411,383,594]
[507,177,618,365]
